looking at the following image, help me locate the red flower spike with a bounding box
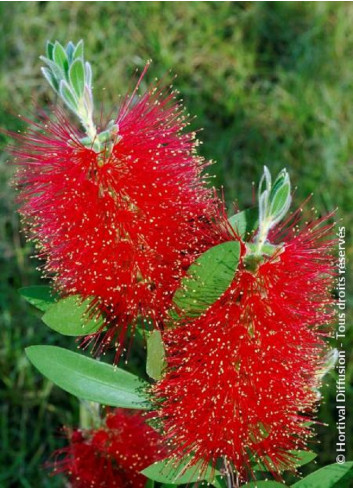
[153,215,336,483]
[12,69,222,353]
[52,409,165,488]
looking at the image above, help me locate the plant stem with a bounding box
[255,217,271,255]
[223,457,238,488]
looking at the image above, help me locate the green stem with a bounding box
[254,217,272,255]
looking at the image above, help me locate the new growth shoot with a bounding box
[41,40,118,154]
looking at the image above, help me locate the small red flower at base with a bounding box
[12,68,222,353]
[152,216,336,483]
[52,409,165,488]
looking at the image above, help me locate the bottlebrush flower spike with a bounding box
[52,409,165,488]
[152,169,336,483]
[11,41,221,352]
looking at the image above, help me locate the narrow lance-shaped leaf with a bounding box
[26,345,151,409]
[59,79,79,112]
[242,482,288,488]
[141,457,218,485]
[73,39,84,59]
[253,450,317,472]
[269,169,287,200]
[40,56,65,84]
[53,41,69,76]
[46,41,54,60]
[172,241,240,318]
[69,58,85,98]
[291,461,353,488]
[19,285,57,312]
[41,295,104,336]
[65,41,75,62]
[41,67,59,92]
[270,181,291,224]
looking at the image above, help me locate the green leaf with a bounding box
[19,285,57,312]
[46,41,54,60]
[69,58,85,98]
[85,61,92,87]
[53,41,69,75]
[41,295,104,336]
[213,475,228,488]
[141,457,217,485]
[146,330,166,380]
[259,165,272,197]
[270,182,291,219]
[243,482,288,488]
[65,41,75,62]
[41,67,59,92]
[270,169,287,201]
[173,241,240,318]
[291,462,353,488]
[59,79,78,112]
[289,451,317,468]
[268,169,291,227]
[229,208,258,239]
[73,39,84,60]
[40,56,65,82]
[26,345,150,409]
[254,451,317,472]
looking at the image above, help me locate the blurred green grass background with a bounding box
[0,2,352,487]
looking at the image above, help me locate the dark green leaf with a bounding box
[19,285,56,312]
[254,451,317,472]
[291,462,353,488]
[289,451,317,468]
[146,330,166,380]
[41,295,103,336]
[141,457,217,485]
[46,41,54,60]
[213,475,228,488]
[26,345,150,409]
[243,482,288,488]
[229,208,258,239]
[173,241,240,318]
[69,58,85,98]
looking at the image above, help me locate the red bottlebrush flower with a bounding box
[12,67,221,350]
[152,215,336,483]
[52,409,165,488]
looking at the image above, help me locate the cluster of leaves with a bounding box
[21,200,352,488]
[41,41,94,133]
[21,282,353,487]
[21,235,243,410]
